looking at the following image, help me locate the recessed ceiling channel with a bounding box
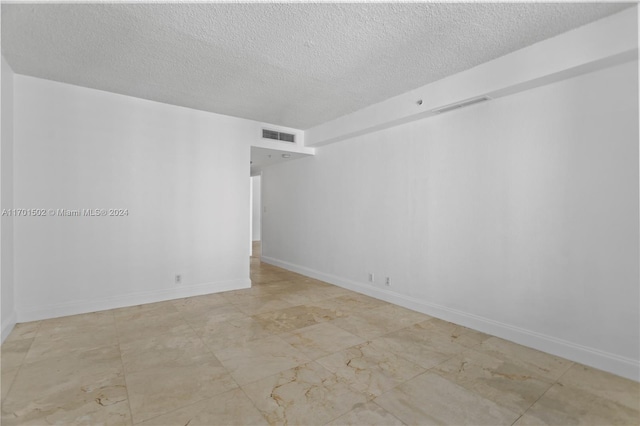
[431,96,492,114]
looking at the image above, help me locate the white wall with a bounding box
[13,75,255,321]
[262,61,639,380]
[1,56,16,341]
[252,175,261,241]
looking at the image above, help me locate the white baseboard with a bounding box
[1,311,17,343]
[262,255,639,382]
[16,279,251,323]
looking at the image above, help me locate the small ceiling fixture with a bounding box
[282,154,291,159]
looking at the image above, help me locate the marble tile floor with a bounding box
[1,244,638,425]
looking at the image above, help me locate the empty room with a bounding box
[1,2,639,425]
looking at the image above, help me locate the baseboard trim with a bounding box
[1,311,17,343]
[262,255,639,381]
[16,279,251,323]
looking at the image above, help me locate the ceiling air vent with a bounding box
[262,129,296,143]
[433,96,491,114]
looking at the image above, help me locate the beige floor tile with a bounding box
[0,339,33,370]
[180,303,248,330]
[250,271,291,284]
[251,281,320,300]
[327,401,406,426]
[475,337,573,381]
[223,288,280,304]
[113,300,179,321]
[304,297,361,318]
[25,323,118,364]
[263,278,318,290]
[294,284,340,294]
[513,364,640,425]
[282,322,365,360]
[329,315,394,341]
[125,355,237,424]
[316,341,425,398]
[557,363,640,412]
[313,282,354,295]
[115,311,191,345]
[1,345,130,426]
[453,329,493,348]
[514,381,640,426]
[363,304,431,328]
[253,304,345,333]
[271,287,337,305]
[242,361,367,425]
[221,287,261,303]
[374,372,520,426]
[3,322,40,343]
[46,310,114,326]
[271,281,352,305]
[232,295,294,316]
[172,293,229,311]
[34,311,116,339]
[119,328,212,374]
[418,318,493,348]
[368,324,466,370]
[199,316,274,352]
[1,367,19,401]
[321,293,389,313]
[330,304,429,340]
[324,299,431,339]
[213,335,310,385]
[433,348,554,414]
[138,388,267,426]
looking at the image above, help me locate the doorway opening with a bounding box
[250,174,261,258]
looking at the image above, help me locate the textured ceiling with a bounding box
[1,3,632,129]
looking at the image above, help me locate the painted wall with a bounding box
[252,175,261,241]
[1,56,16,341]
[13,75,254,321]
[262,61,639,379]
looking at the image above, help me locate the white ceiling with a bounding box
[1,3,632,130]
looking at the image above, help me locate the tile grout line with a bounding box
[0,321,42,407]
[508,361,576,426]
[236,380,271,425]
[170,293,271,424]
[112,310,136,425]
[184,283,306,425]
[115,302,224,423]
[370,399,410,426]
[131,396,208,425]
[313,350,411,426]
[360,326,490,424]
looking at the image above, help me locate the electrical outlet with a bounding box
[175,274,182,284]
[368,273,375,283]
[385,277,391,286]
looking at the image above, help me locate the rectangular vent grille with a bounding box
[433,96,491,114]
[262,129,296,143]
